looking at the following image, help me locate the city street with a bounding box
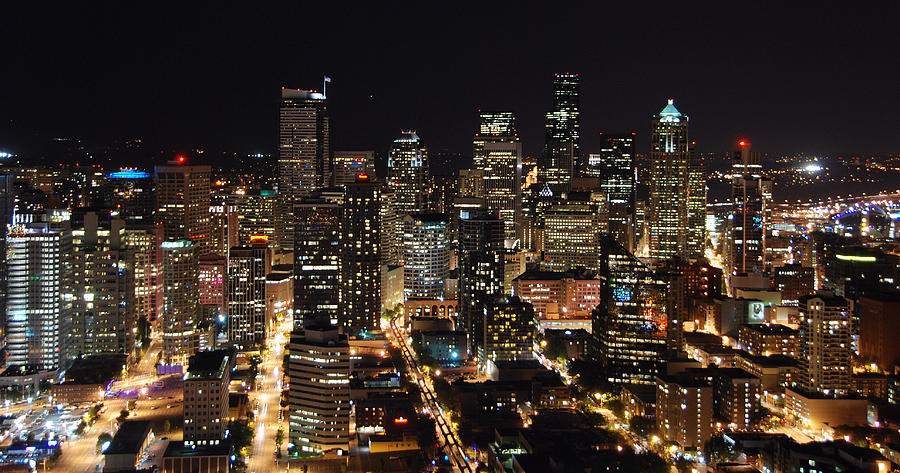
[389,316,473,473]
[246,318,292,473]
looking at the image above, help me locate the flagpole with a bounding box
[323,75,327,98]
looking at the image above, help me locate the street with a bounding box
[246,318,292,473]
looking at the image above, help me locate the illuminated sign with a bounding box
[249,235,269,243]
[836,254,877,263]
[394,417,408,424]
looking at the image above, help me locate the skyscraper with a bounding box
[387,131,429,215]
[0,175,15,342]
[235,189,283,248]
[730,140,769,274]
[593,134,636,252]
[161,240,200,365]
[287,320,350,455]
[278,88,330,200]
[183,349,234,441]
[473,111,522,244]
[227,243,268,348]
[686,141,706,260]
[593,236,670,385]
[6,223,74,371]
[797,295,851,397]
[71,213,133,356]
[402,213,450,300]
[478,295,535,370]
[541,73,580,188]
[293,195,341,327]
[649,99,690,261]
[458,208,505,355]
[543,201,604,271]
[155,162,212,255]
[340,176,381,333]
[102,168,156,224]
[124,224,164,323]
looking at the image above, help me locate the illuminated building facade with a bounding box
[6,224,74,371]
[686,140,706,260]
[227,244,268,348]
[387,131,428,215]
[593,237,670,384]
[71,213,133,356]
[655,374,713,449]
[511,268,603,319]
[287,321,350,454]
[543,202,604,271]
[198,255,225,317]
[457,208,505,354]
[731,141,769,274]
[161,240,200,365]
[592,134,636,252]
[183,349,234,441]
[773,263,814,306]
[649,99,690,261]
[278,88,330,200]
[402,213,450,300]
[797,295,851,396]
[123,225,164,322]
[293,196,341,327]
[340,176,381,333]
[478,296,535,366]
[235,189,282,248]
[155,163,212,255]
[332,150,375,186]
[473,111,521,244]
[541,73,580,188]
[0,175,13,333]
[101,168,156,224]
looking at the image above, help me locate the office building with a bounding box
[208,202,238,259]
[541,73,580,188]
[278,87,330,200]
[478,296,535,367]
[332,150,375,186]
[457,208,505,354]
[123,225,164,322]
[287,321,350,454]
[543,201,604,271]
[711,368,762,430]
[730,141,770,274]
[593,237,670,384]
[161,240,200,366]
[648,99,690,261]
[686,141,706,260]
[198,255,225,320]
[266,268,293,325]
[340,176,381,333]
[858,292,900,369]
[183,349,234,441]
[457,168,485,199]
[737,324,799,358]
[797,295,851,396]
[387,131,428,215]
[594,134,636,252]
[773,263,814,307]
[473,111,522,243]
[293,195,341,326]
[227,244,268,348]
[102,168,156,224]
[379,188,402,267]
[6,224,74,371]
[511,268,603,319]
[71,213,133,356]
[0,175,14,342]
[402,213,450,300]
[155,162,212,255]
[235,189,283,248]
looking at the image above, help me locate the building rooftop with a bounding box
[741,324,798,336]
[659,99,682,117]
[163,440,232,458]
[186,350,232,381]
[104,420,151,455]
[513,267,599,281]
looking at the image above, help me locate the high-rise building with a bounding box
[198,255,226,320]
[773,263,814,307]
[6,224,74,371]
[71,213,133,356]
[208,203,238,259]
[102,168,156,224]
[686,141,706,260]
[0,175,14,343]
[428,174,458,216]
[340,176,381,333]
[541,73,580,188]
[473,111,521,244]
[379,188,402,267]
[797,295,851,397]
[457,169,485,199]
[287,320,350,454]
[478,295,535,368]
[123,225,164,323]
[402,213,450,300]
[183,349,234,441]
[543,201,604,271]
[278,88,330,200]
[592,134,636,252]
[155,162,212,255]
[235,189,283,249]
[593,236,670,384]
[293,195,341,327]
[649,99,690,261]
[227,243,268,348]
[512,268,603,319]
[730,141,769,274]
[332,151,375,186]
[457,208,505,355]
[387,131,428,216]
[655,374,713,449]
[161,240,200,365]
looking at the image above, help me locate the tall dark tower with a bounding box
[540,73,581,190]
[340,176,382,334]
[457,208,505,355]
[649,99,690,261]
[730,140,769,275]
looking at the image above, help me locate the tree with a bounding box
[227,420,254,450]
[117,409,130,423]
[675,457,692,473]
[97,432,113,452]
[275,426,284,457]
[162,419,171,433]
[629,415,656,439]
[127,400,137,411]
[605,398,625,419]
[137,315,151,350]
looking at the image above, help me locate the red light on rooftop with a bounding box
[176,155,186,163]
[394,417,408,424]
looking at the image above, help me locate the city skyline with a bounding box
[2,4,900,160]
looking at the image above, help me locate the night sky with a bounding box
[3,3,899,164]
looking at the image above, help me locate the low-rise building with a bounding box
[183,349,234,442]
[737,324,798,358]
[103,420,152,473]
[162,441,231,473]
[783,388,869,430]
